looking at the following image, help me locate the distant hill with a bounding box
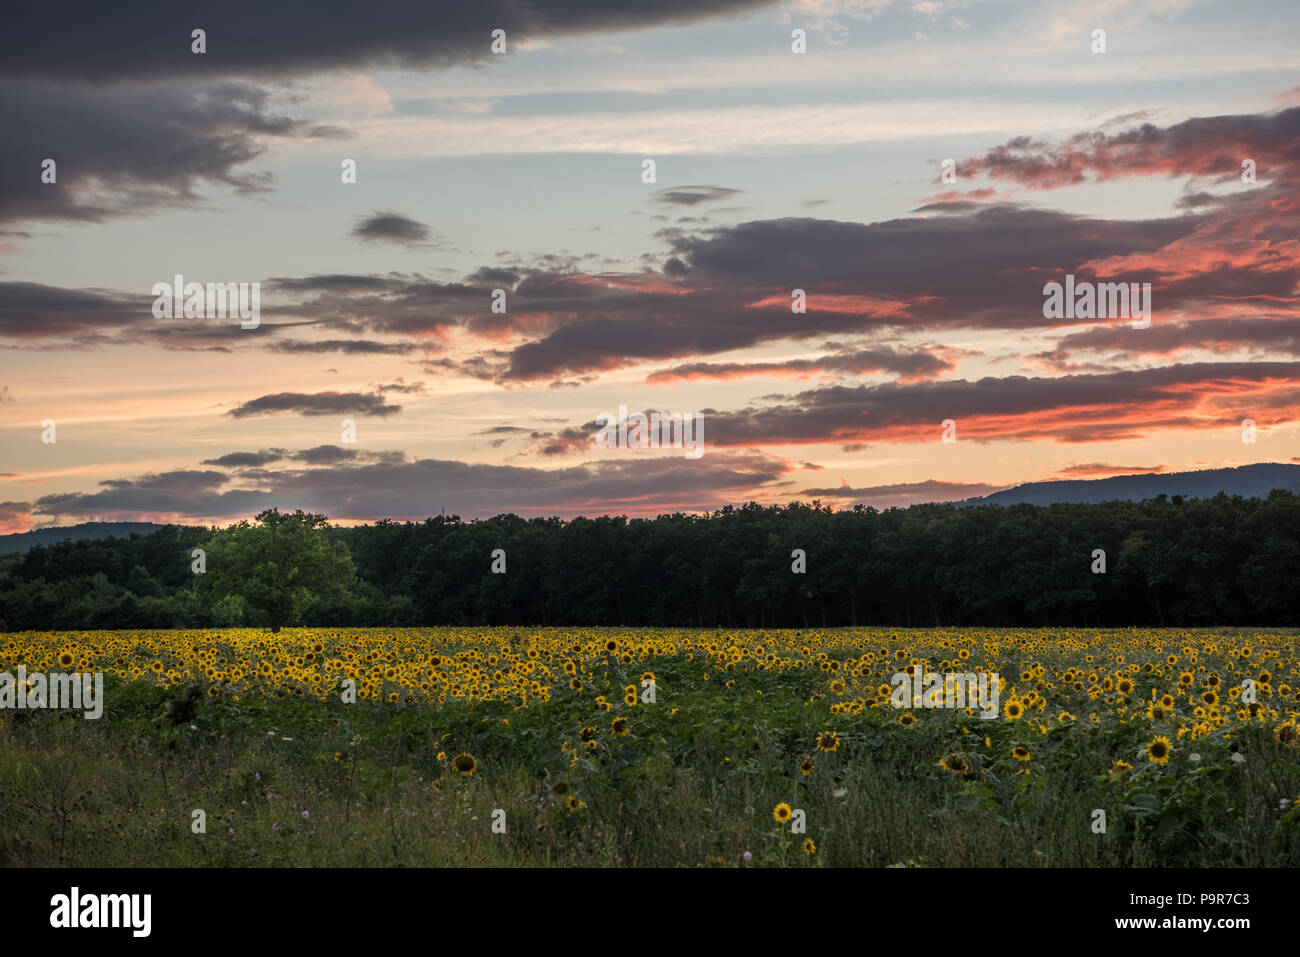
[0,522,168,556]
[971,463,1300,506]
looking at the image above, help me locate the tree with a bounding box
[196,509,354,634]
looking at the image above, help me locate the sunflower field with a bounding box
[1,626,1298,866]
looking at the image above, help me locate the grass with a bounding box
[2,632,1298,867]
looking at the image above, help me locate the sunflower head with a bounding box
[939,754,969,774]
[773,802,793,823]
[800,756,816,776]
[802,838,816,855]
[1145,736,1172,764]
[815,731,840,753]
[566,795,584,812]
[452,752,477,775]
[611,716,629,737]
[1012,745,1031,762]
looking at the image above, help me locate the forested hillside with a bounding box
[1,492,1297,631]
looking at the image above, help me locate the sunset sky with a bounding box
[2,0,1298,531]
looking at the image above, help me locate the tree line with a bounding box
[1,491,1297,632]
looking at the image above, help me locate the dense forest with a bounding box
[1,492,1298,631]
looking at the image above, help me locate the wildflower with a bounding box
[1145,736,1172,764]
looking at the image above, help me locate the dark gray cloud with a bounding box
[0,282,147,338]
[30,449,792,522]
[226,391,403,418]
[351,211,433,246]
[289,445,361,465]
[653,185,744,206]
[539,360,1300,449]
[0,81,335,225]
[269,339,418,355]
[646,346,956,384]
[687,361,1300,446]
[99,470,228,492]
[200,450,287,467]
[1,1,779,81]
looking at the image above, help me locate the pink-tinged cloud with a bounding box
[1053,463,1165,478]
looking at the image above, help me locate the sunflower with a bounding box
[611,716,629,737]
[566,795,584,812]
[624,692,638,707]
[1012,745,1031,762]
[604,639,619,653]
[898,713,916,728]
[579,726,598,742]
[800,756,816,777]
[1003,698,1024,720]
[1117,678,1134,695]
[584,739,599,752]
[58,651,75,668]
[803,838,816,855]
[452,753,477,775]
[1202,690,1219,707]
[1110,759,1132,774]
[939,754,968,774]
[773,802,793,823]
[1145,736,1172,764]
[815,731,840,753]
[569,677,583,691]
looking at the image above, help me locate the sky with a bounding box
[1,0,1298,531]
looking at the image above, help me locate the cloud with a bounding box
[226,391,404,418]
[98,470,228,492]
[350,210,433,246]
[0,1,780,81]
[269,339,418,355]
[31,450,794,523]
[580,361,1300,448]
[796,479,1008,509]
[653,185,744,206]
[1054,463,1164,477]
[200,450,287,467]
[963,106,1300,190]
[0,81,336,226]
[0,500,35,534]
[645,346,958,384]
